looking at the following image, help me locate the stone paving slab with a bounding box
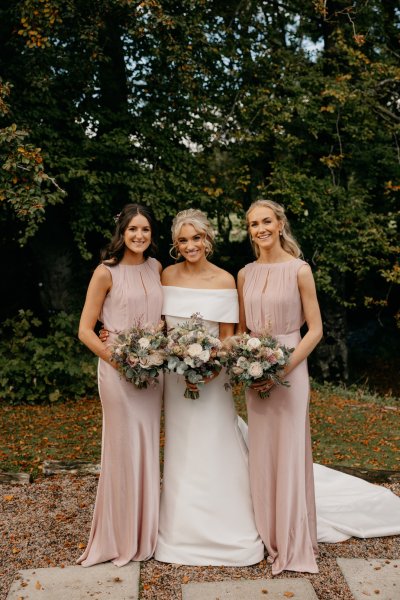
[182,578,318,599]
[337,558,400,600]
[6,563,139,600]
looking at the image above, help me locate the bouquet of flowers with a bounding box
[165,313,222,399]
[111,321,167,389]
[219,332,293,399]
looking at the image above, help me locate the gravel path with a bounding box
[1,475,399,600]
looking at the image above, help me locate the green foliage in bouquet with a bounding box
[0,309,97,404]
[111,322,167,389]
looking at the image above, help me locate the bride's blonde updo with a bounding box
[246,199,302,259]
[170,208,215,259]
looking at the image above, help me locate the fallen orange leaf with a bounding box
[284,593,294,598]
[182,576,190,584]
[78,542,85,549]
[3,495,14,501]
[35,581,42,590]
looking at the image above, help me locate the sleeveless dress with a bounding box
[244,259,319,574]
[154,286,265,566]
[78,258,163,567]
[243,259,400,574]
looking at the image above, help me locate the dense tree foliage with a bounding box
[1,0,399,382]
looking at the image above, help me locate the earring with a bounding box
[279,230,283,236]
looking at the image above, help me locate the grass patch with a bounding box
[235,382,400,470]
[0,399,102,478]
[1,383,399,478]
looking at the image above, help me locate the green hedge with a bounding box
[0,310,98,404]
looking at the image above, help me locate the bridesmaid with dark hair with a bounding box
[237,199,323,575]
[77,203,163,567]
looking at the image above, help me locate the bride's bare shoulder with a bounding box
[212,265,236,290]
[161,263,180,285]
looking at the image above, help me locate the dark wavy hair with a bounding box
[101,203,158,265]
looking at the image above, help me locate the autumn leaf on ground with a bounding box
[35,581,42,590]
[182,576,190,584]
[284,593,295,598]
[3,494,14,501]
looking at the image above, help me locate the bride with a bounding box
[154,208,264,566]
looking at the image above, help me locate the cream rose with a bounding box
[187,343,203,358]
[246,337,261,350]
[138,337,150,349]
[248,361,263,378]
[148,351,165,366]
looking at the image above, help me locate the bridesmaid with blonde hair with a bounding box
[237,199,323,574]
[77,203,163,567]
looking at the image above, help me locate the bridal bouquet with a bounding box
[219,332,292,399]
[165,313,222,399]
[111,321,167,389]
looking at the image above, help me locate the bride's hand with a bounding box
[185,369,220,392]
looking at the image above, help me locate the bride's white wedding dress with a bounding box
[155,286,400,567]
[155,286,264,566]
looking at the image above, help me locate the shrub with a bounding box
[0,310,98,404]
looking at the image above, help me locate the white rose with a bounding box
[248,362,263,378]
[274,348,284,361]
[198,349,210,362]
[187,343,203,358]
[184,357,195,367]
[246,337,261,350]
[138,337,150,349]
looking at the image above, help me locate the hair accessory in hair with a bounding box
[113,212,121,224]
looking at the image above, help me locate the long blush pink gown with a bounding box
[244,258,319,575]
[78,258,163,567]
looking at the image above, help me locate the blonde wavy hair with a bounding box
[170,208,215,260]
[246,199,302,259]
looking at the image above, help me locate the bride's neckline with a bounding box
[163,285,236,292]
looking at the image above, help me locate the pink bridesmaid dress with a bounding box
[244,258,319,575]
[78,257,163,567]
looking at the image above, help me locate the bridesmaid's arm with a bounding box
[285,264,323,376]
[236,268,248,334]
[78,265,116,366]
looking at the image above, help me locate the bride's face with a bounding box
[176,224,206,263]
